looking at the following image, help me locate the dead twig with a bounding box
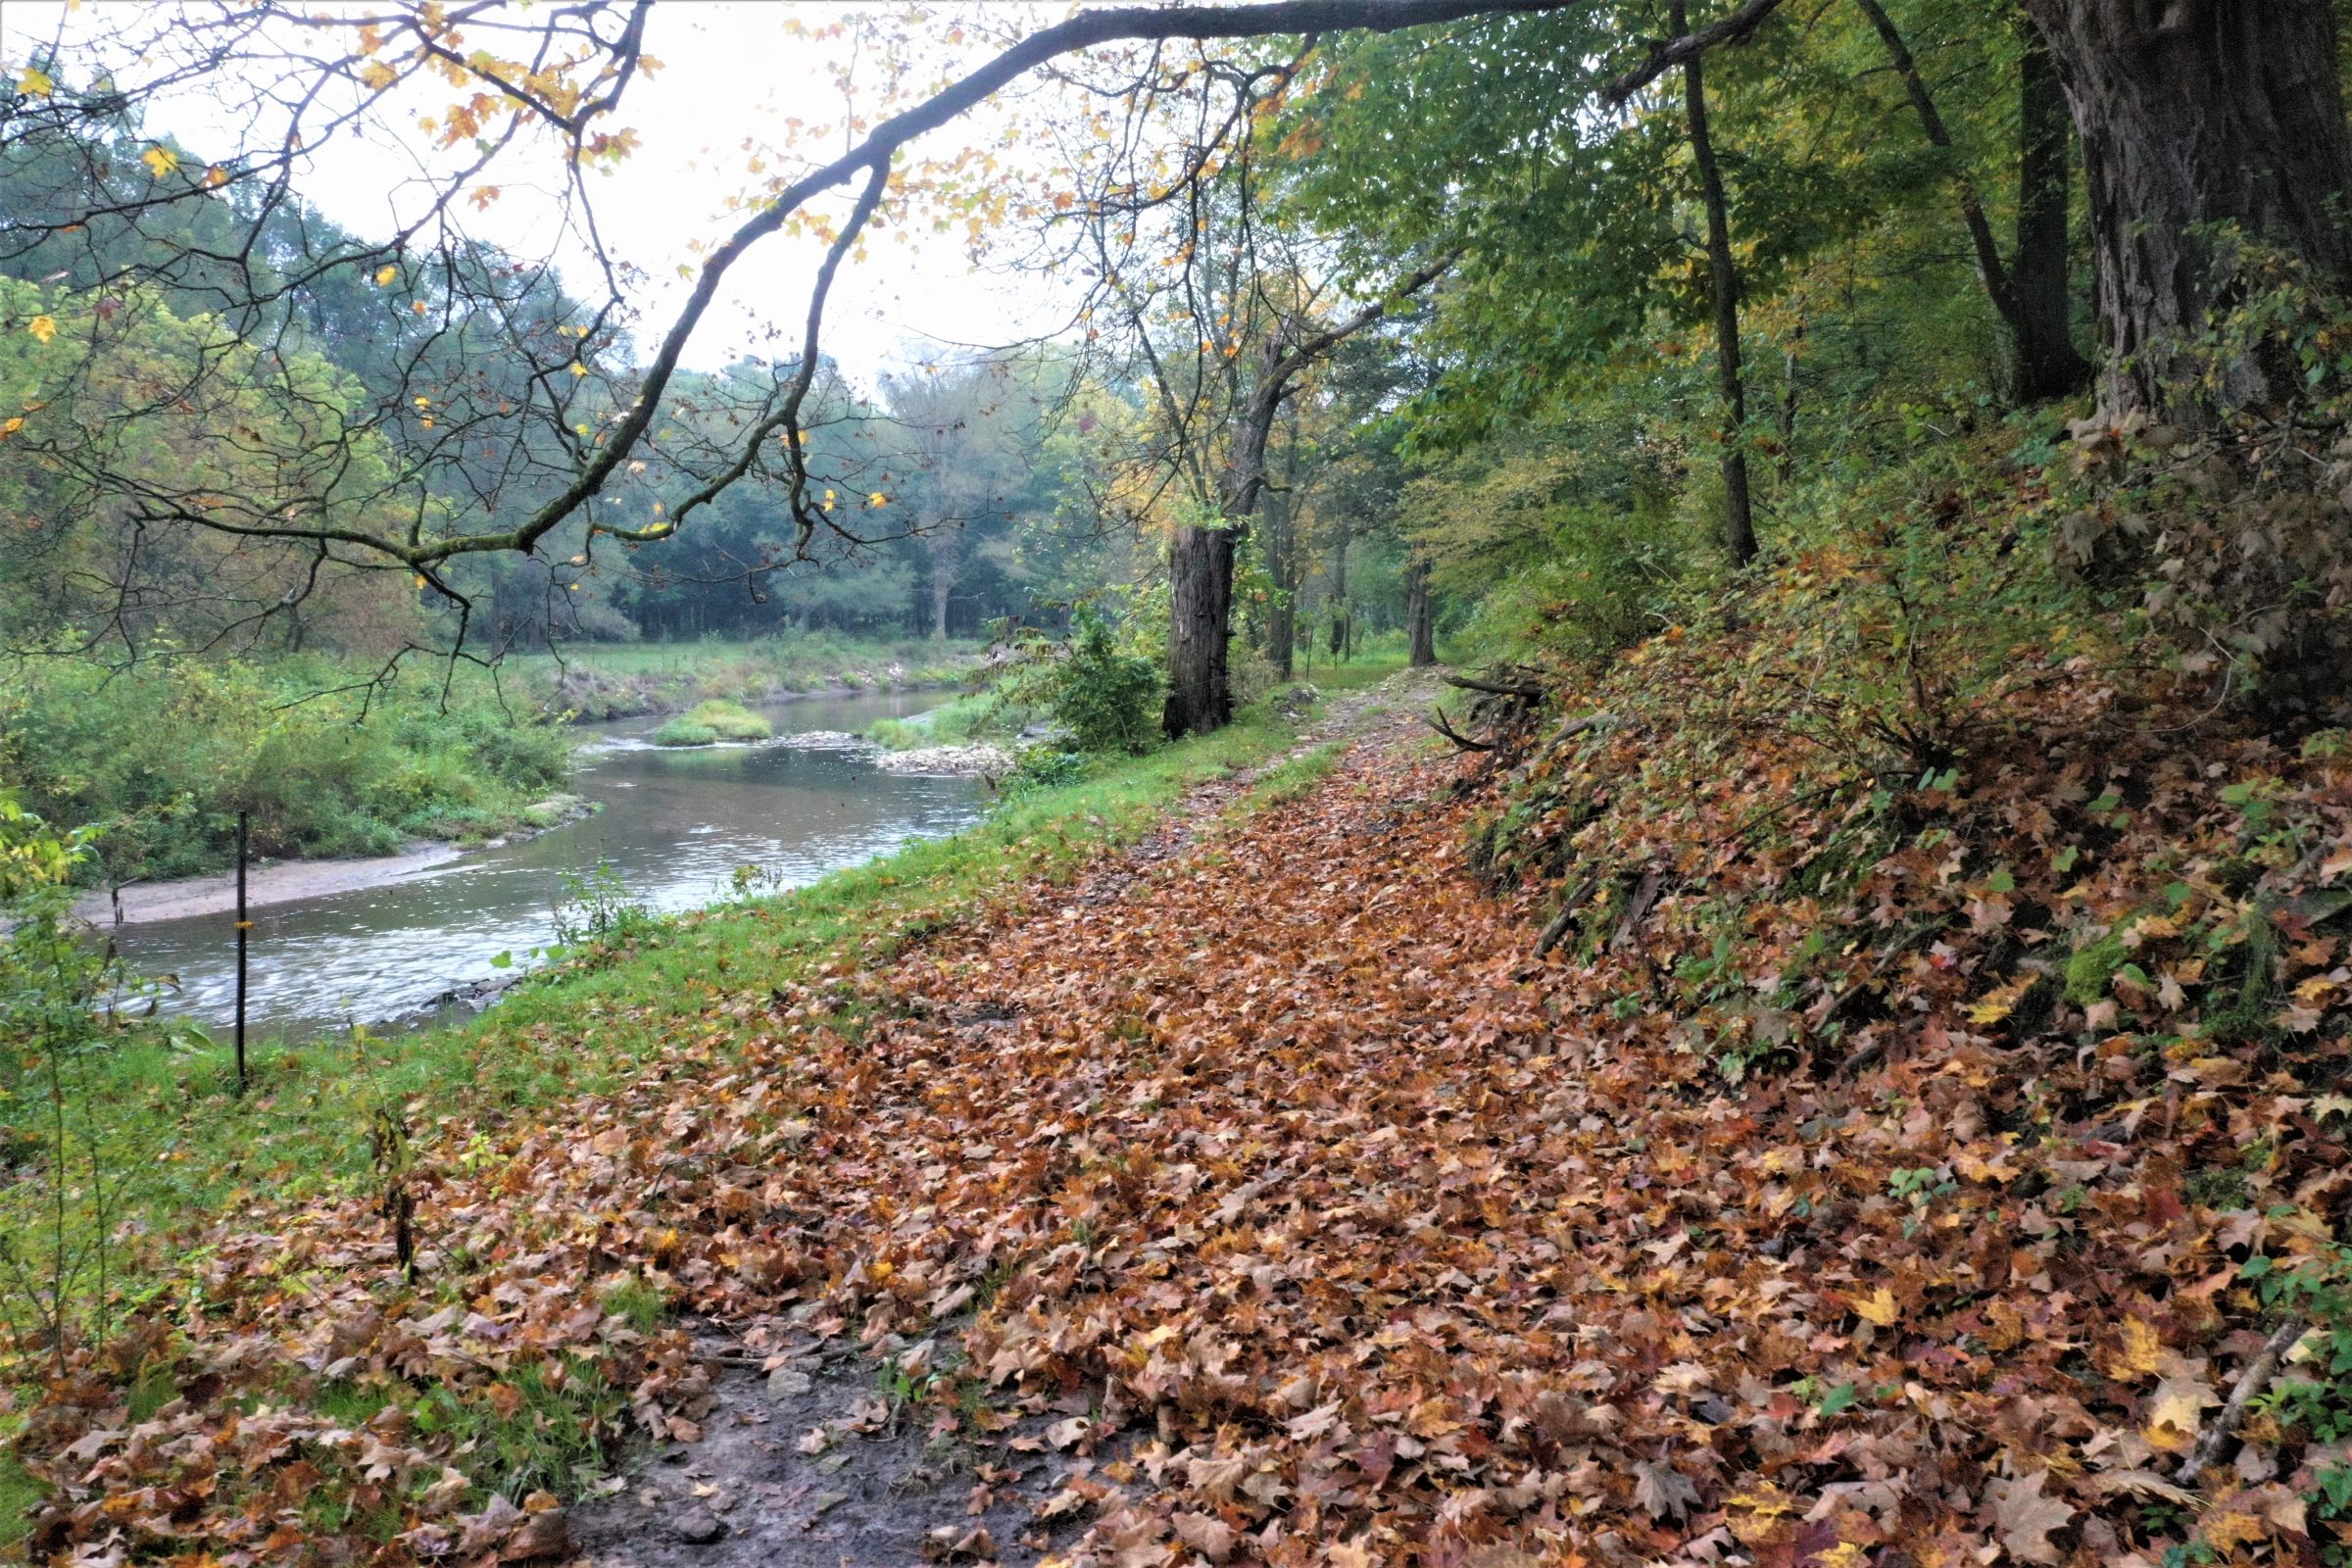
[1425,706,1495,752]
[1545,710,1619,749]
[1610,866,1668,950]
[1535,877,1599,956]
[1446,672,1547,702]
[2176,1317,2308,1485]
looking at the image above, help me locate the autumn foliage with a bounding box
[9,433,2351,1568]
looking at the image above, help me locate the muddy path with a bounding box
[568,1321,1104,1568]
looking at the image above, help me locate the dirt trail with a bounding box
[570,672,1448,1567]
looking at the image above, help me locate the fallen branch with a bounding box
[1425,706,1495,752]
[2176,1317,2309,1485]
[1545,710,1619,749]
[1535,877,1599,956]
[1446,672,1547,702]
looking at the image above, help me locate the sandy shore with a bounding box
[73,844,465,927]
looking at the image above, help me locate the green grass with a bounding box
[865,691,1026,751]
[0,681,1358,1388]
[650,699,772,747]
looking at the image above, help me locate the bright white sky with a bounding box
[0,1,1088,386]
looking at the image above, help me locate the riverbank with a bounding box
[67,793,598,928]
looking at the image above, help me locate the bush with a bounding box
[1049,612,1163,755]
[683,699,772,741]
[0,652,579,882]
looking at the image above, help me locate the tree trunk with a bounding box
[1262,486,1298,680]
[1164,521,1236,737]
[2022,0,2352,418]
[1680,0,1759,564]
[1853,0,2018,324]
[2012,27,2094,401]
[1405,557,1437,667]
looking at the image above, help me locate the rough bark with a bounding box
[2012,27,2094,400]
[1164,521,1238,737]
[2022,0,2352,418]
[1405,557,1437,666]
[1680,0,1760,565]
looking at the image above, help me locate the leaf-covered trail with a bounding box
[35,671,2337,1568]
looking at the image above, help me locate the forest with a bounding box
[2,0,2352,1564]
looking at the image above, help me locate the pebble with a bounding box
[673,1509,726,1544]
[767,1366,814,1398]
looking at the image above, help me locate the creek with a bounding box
[103,690,981,1036]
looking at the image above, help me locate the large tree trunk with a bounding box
[1680,0,1760,565]
[1405,557,1437,667]
[1164,521,1236,737]
[2012,28,2094,401]
[2023,0,2352,419]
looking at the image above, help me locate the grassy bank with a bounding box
[0,652,574,887]
[0,667,1393,1549]
[518,631,982,720]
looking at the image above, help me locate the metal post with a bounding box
[234,809,249,1096]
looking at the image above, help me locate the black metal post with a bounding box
[234,809,249,1096]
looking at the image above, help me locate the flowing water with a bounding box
[105,691,981,1036]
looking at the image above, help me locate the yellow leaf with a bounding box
[375,265,399,287]
[141,144,179,179]
[568,361,587,376]
[867,491,888,507]
[360,60,398,91]
[0,416,22,438]
[19,67,55,98]
[410,299,427,315]
[26,316,57,345]
[2106,1317,2163,1382]
[2143,1374,2211,1451]
[1852,1287,1899,1327]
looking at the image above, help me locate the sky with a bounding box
[0,0,1087,385]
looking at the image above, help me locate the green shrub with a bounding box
[1049,611,1163,755]
[0,651,579,881]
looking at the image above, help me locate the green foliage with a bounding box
[1045,611,1163,755]
[0,652,573,884]
[0,801,140,1364]
[409,1354,626,1504]
[865,691,1027,752]
[2241,1247,2352,1552]
[550,860,655,950]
